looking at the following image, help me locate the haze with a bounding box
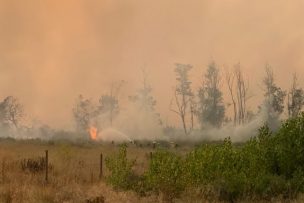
[0,0,303,129]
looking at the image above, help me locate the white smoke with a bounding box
[0,97,281,144]
[95,128,132,142]
[170,100,278,143]
[92,103,165,142]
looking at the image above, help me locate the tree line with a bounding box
[1,62,303,138]
[171,62,304,135]
[72,62,304,137]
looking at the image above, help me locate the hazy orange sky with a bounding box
[0,0,303,128]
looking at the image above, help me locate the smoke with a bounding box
[0,97,282,144]
[95,128,132,142]
[92,102,165,142]
[78,97,282,143]
[169,100,279,143]
[0,0,303,129]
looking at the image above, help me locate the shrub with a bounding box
[273,113,304,179]
[85,195,105,203]
[144,150,185,202]
[20,157,47,173]
[105,144,136,190]
[184,138,236,185]
[184,138,247,201]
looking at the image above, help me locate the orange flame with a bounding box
[89,126,98,140]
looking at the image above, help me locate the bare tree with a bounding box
[225,64,250,125]
[226,70,237,125]
[170,63,193,135]
[235,64,250,124]
[287,74,304,118]
[0,96,24,129]
[189,95,196,130]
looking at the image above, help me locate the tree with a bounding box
[197,61,225,128]
[226,63,250,125]
[170,63,193,135]
[0,96,24,129]
[263,64,286,116]
[129,69,162,125]
[129,69,157,112]
[226,68,237,125]
[98,80,124,127]
[73,95,97,132]
[98,94,119,126]
[287,74,304,118]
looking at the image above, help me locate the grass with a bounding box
[0,138,167,202]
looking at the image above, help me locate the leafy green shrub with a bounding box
[273,113,304,179]
[184,138,236,184]
[184,138,248,201]
[105,144,136,190]
[145,150,185,202]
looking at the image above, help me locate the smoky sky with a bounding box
[0,0,303,128]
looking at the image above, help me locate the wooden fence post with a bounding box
[99,153,103,180]
[45,150,48,183]
[1,159,5,183]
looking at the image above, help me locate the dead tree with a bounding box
[225,63,250,125]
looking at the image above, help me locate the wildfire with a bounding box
[89,126,98,140]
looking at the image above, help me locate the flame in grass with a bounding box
[89,126,98,140]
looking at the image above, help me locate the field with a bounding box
[0,139,156,203]
[0,137,303,202]
[0,139,194,202]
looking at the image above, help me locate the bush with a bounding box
[105,144,136,190]
[21,157,47,173]
[273,113,304,179]
[184,138,248,201]
[144,150,185,202]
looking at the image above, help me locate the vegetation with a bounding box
[197,61,225,128]
[170,63,194,135]
[287,74,304,118]
[2,114,304,202]
[225,63,250,125]
[105,144,136,190]
[105,113,304,202]
[0,139,161,203]
[262,65,287,125]
[73,95,97,134]
[0,96,24,130]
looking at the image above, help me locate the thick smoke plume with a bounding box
[83,99,278,143]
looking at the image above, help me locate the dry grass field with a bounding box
[0,138,182,203]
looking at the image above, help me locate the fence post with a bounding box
[99,153,103,180]
[1,159,5,183]
[45,150,48,183]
